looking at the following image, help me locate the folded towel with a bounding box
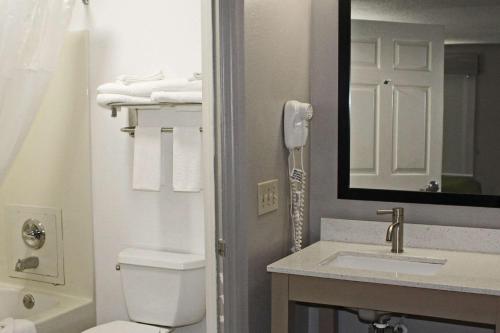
[173,127,202,192]
[0,318,36,333]
[97,94,154,108]
[97,78,202,97]
[189,72,202,81]
[116,70,166,85]
[151,91,202,104]
[133,127,162,192]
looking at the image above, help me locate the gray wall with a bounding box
[310,0,500,332]
[244,0,311,331]
[446,44,500,195]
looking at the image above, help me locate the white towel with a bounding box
[116,70,166,85]
[151,91,202,104]
[173,127,202,192]
[97,78,202,97]
[133,127,162,192]
[96,94,154,108]
[0,318,36,333]
[189,72,202,81]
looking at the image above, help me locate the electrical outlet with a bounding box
[258,179,279,215]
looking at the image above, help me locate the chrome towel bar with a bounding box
[121,126,203,137]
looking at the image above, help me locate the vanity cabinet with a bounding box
[269,241,500,333]
[271,273,500,333]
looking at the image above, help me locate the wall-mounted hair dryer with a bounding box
[283,100,313,253]
[284,100,314,150]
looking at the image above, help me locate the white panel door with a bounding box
[350,20,445,191]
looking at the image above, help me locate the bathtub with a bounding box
[0,282,95,333]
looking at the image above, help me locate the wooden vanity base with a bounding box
[271,273,500,332]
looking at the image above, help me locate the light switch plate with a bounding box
[258,179,279,215]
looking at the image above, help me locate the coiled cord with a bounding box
[289,149,306,253]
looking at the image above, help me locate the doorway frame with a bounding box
[209,0,249,332]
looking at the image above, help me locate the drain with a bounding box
[23,294,35,309]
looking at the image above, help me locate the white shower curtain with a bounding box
[0,0,74,183]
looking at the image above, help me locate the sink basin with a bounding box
[320,251,446,276]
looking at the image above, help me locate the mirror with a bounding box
[338,0,500,207]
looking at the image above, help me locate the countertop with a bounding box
[267,241,500,296]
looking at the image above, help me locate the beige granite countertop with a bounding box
[267,241,500,296]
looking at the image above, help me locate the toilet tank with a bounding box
[118,248,205,327]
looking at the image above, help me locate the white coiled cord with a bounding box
[289,149,306,253]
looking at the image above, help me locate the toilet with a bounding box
[84,248,205,333]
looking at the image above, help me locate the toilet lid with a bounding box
[82,321,171,333]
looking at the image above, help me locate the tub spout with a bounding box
[15,256,39,272]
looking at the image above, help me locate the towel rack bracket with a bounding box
[111,107,120,118]
[120,126,203,137]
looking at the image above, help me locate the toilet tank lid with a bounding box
[118,248,205,270]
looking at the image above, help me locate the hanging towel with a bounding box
[96,94,154,109]
[173,127,202,192]
[151,91,202,104]
[0,318,36,333]
[97,78,202,97]
[133,127,162,192]
[116,70,166,85]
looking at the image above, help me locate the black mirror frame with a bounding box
[337,0,500,208]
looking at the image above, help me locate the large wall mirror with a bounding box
[338,0,500,207]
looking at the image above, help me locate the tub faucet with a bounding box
[15,256,39,272]
[377,208,404,253]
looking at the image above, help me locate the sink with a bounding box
[320,251,446,276]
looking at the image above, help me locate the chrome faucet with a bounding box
[377,208,404,253]
[15,256,39,272]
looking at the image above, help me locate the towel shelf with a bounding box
[108,102,202,117]
[109,102,203,136]
[121,126,203,137]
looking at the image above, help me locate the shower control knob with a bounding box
[22,219,46,250]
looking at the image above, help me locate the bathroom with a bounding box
[232,0,500,332]
[2,0,500,333]
[0,0,215,332]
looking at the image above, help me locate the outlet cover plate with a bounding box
[258,179,279,215]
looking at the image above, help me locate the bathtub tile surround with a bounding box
[0,30,95,332]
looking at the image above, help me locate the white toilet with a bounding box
[84,248,206,333]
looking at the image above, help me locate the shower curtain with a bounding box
[0,0,74,183]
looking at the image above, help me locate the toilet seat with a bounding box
[82,321,173,333]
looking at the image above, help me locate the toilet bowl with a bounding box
[83,248,205,333]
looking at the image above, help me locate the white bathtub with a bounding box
[0,283,95,333]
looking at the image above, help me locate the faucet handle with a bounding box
[377,207,404,217]
[377,209,395,215]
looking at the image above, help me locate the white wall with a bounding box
[84,1,205,331]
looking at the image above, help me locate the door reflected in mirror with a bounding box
[348,0,500,196]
